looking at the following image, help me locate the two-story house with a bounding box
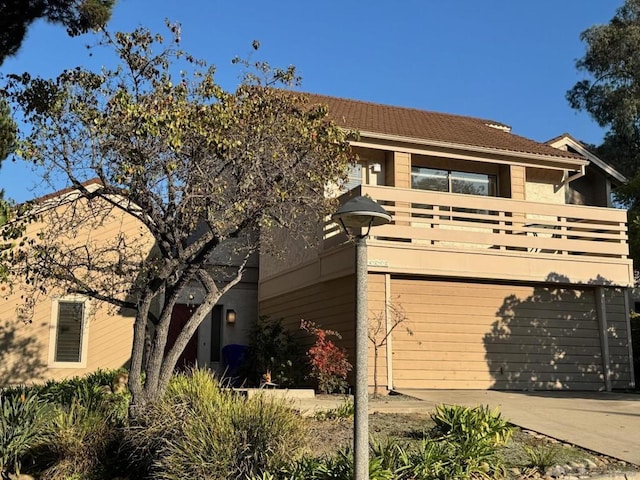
[2,93,635,392]
[259,94,635,392]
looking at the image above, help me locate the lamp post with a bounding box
[332,196,392,480]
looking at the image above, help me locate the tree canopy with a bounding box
[567,0,640,265]
[2,24,354,408]
[0,0,115,188]
[567,0,640,177]
[0,0,115,63]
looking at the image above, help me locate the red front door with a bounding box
[167,304,198,370]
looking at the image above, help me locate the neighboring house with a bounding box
[0,181,257,386]
[0,181,140,385]
[259,94,635,392]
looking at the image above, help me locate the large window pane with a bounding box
[55,301,84,362]
[412,166,496,197]
[451,171,496,196]
[411,167,448,192]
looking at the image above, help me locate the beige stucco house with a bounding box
[259,94,635,392]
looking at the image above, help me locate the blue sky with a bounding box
[0,0,620,202]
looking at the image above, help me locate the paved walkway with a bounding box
[395,390,640,466]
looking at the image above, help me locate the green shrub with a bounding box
[424,404,512,479]
[274,447,400,480]
[34,368,129,408]
[123,369,307,479]
[430,404,513,446]
[369,437,413,478]
[0,389,52,476]
[313,397,354,420]
[240,316,304,387]
[259,430,511,480]
[36,399,120,480]
[0,371,130,479]
[49,370,130,427]
[523,441,560,472]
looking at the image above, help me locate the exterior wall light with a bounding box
[226,309,236,325]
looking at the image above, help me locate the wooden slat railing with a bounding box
[324,185,629,259]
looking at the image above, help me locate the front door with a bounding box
[167,304,198,370]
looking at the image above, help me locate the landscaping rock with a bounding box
[584,459,598,469]
[546,465,566,477]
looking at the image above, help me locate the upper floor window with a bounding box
[411,167,497,196]
[48,297,89,367]
[344,163,362,191]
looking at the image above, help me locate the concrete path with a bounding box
[397,389,640,466]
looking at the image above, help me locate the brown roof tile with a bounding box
[304,93,583,161]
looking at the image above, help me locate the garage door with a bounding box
[391,279,605,390]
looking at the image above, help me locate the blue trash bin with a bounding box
[222,344,248,385]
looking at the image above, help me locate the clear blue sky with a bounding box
[0,0,620,202]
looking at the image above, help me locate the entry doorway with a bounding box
[167,303,198,370]
[210,305,223,365]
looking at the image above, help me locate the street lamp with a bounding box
[332,195,392,480]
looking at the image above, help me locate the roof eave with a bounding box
[546,135,627,184]
[354,130,589,169]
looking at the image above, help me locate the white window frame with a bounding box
[48,295,91,368]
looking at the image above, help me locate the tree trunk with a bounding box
[128,300,152,414]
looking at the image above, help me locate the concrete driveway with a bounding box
[396,390,640,465]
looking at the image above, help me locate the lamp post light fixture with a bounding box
[332,195,392,480]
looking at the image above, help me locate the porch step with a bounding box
[232,388,316,399]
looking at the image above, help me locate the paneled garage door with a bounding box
[390,278,606,390]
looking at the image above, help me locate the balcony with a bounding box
[325,185,633,286]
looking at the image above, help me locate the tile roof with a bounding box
[31,178,103,205]
[304,93,584,161]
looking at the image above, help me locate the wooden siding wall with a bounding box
[389,278,611,391]
[259,275,356,378]
[511,166,526,200]
[0,300,133,386]
[387,151,411,188]
[605,288,633,389]
[368,274,389,391]
[0,197,144,385]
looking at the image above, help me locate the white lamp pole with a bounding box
[332,196,392,480]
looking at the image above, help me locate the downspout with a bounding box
[385,273,393,391]
[595,286,612,392]
[624,289,636,389]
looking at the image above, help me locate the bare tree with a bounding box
[368,303,412,398]
[1,24,353,411]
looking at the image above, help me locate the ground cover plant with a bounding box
[299,402,637,480]
[121,369,307,480]
[0,389,52,476]
[0,369,128,479]
[2,370,638,479]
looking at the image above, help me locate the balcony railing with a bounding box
[325,185,629,261]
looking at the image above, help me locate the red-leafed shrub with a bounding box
[300,320,352,394]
